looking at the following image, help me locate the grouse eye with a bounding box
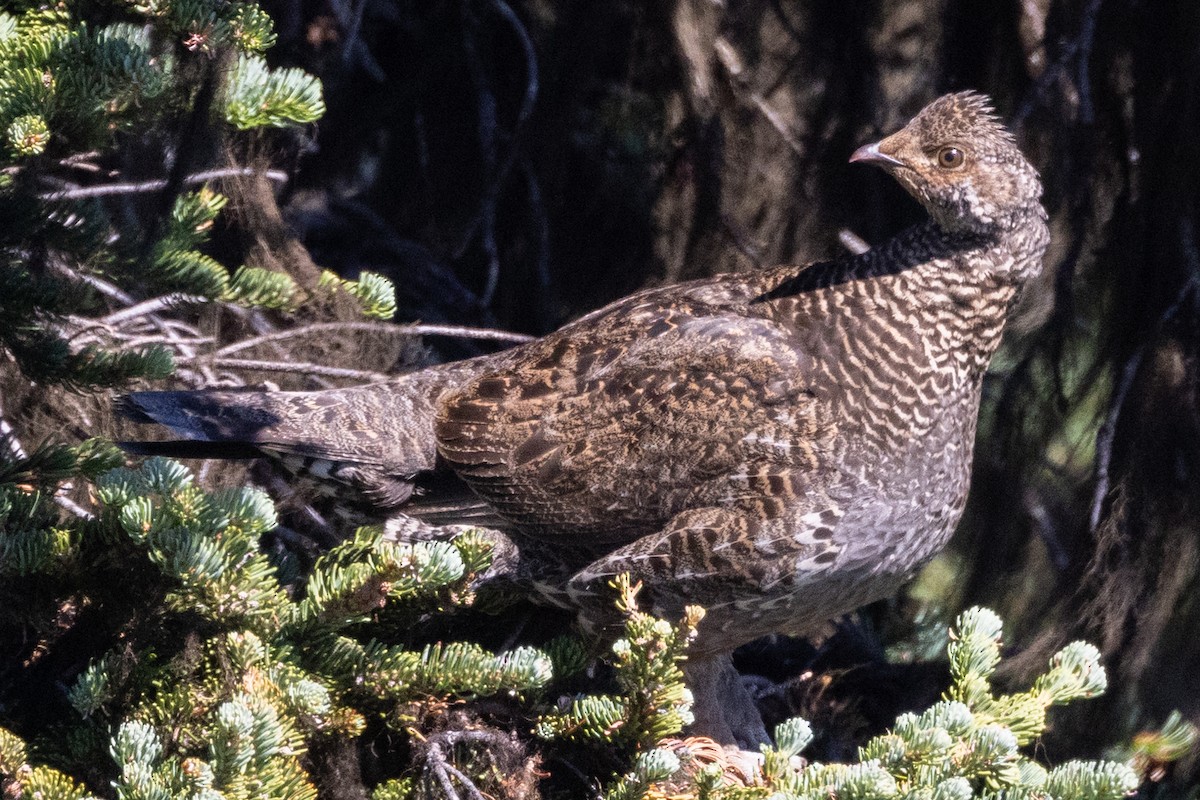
[936,146,966,169]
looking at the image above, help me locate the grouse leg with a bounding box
[683,654,771,748]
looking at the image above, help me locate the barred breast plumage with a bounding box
[121,92,1049,741]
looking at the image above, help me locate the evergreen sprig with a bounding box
[59,458,552,797]
[317,270,399,321]
[0,2,325,393]
[536,575,703,748]
[224,54,324,130]
[610,608,1143,800]
[0,726,97,800]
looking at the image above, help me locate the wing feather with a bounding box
[435,300,835,544]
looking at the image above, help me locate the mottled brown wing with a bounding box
[563,502,849,654]
[435,302,837,546]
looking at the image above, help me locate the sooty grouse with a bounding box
[120,92,1049,746]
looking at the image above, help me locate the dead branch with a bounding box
[189,357,391,382]
[38,167,288,201]
[211,321,533,360]
[101,294,209,327]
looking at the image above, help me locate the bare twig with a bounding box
[59,151,103,166]
[714,36,804,157]
[51,272,211,373]
[424,742,465,800]
[394,321,535,344]
[0,411,28,461]
[117,334,215,350]
[56,267,138,305]
[420,731,513,800]
[39,167,288,201]
[212,320,533,359]
[101,294,209,327]
[191,357,391,382]
[749,94,805,156]
[2,395,94,519]
[55,494,96,520]
[424,740,490,800]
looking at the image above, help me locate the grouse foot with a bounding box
[683,653,770,749]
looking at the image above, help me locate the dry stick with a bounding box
[50,269,218,386]
[751,95,805,156]
[238,306,334,389]
[422,732,501,800]
[0,409,27,461]
[45,215,291,389]
[196,357,391,382]
[839,229,871,255]
[102,294,218,384]
[119,334,215,350]
[0,396,94,519]
[424,743,467,800]
[101,294,209,327]
[38,167,288,201]
[56,265,138,305]
[211,320,534,359]
[100,291,301,387]
[714,36,804,157]
[60,150,103,166]
[425,755,463,800]
[55,495,95,520]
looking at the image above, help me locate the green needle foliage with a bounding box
[605,607,1146,800]
[318,270,399,321]
[535,575,703,749]
[0,1,325,391]
[0,456,553,800]
[0,435,1186,800]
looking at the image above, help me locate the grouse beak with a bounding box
[849,141,906,168]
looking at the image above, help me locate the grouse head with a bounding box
[851,92,1042,236]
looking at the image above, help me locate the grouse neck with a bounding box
[754,213,1035,308]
